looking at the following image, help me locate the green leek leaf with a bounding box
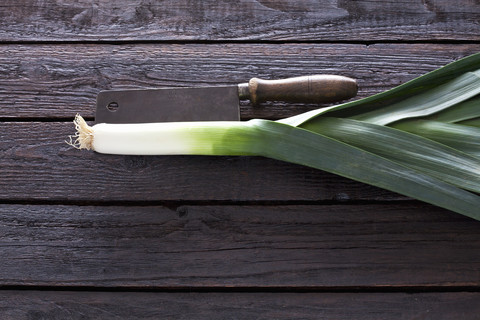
[280,52,480,127]
[249,120,480,221]
[300,117,480,193]
[392,120,480,158]
[458,117,480,127]
[350,71,480,125]
[425,96,480,123]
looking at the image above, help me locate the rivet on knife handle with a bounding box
[237,75,358,105]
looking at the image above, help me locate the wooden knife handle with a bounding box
[238,75,358,105]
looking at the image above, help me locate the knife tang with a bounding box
[237,75,357,105]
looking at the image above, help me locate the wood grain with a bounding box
[0,0,479,41]
[1,121,406,202]
[0,291,479,319]
[0,204,478,288]
[0,43,478,120]
[1,0,479,314]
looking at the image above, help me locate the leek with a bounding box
[70,52,480,221]
[70,115,480,221]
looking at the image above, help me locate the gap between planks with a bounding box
[0,284,479,294]
[0,39,480,46]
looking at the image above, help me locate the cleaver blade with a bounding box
[95,75,358,124]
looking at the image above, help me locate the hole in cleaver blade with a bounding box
[95,86,241,124]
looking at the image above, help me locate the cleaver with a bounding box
[95,75,357,124]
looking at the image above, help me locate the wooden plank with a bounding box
[0,43,478,120]
[1,121,404,202]
[0,291,479,319]
[1,43,479,120]
[0,0,479,41]
[0,204,478,287]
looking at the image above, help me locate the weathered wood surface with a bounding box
[1,291,479,320]
[1,0,480,316]
[1,0,479,41]
[0,204,478,288]
[0,43,478,120]
[1,121,407,202]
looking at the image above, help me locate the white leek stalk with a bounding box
[69,114,258,156]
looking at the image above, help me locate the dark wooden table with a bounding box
[1,1,480,319]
